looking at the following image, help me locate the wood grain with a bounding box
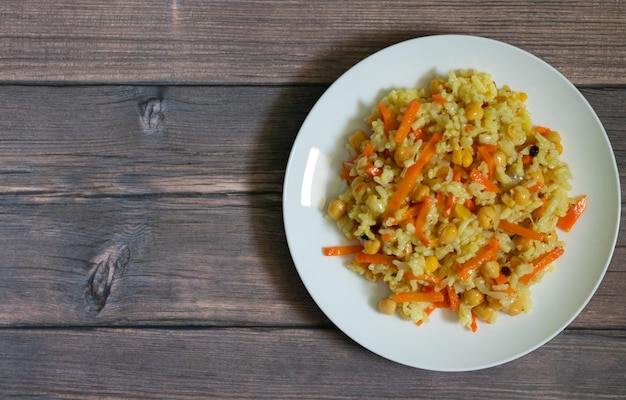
[0,85,624,329]
[1,1,625,397]
[0,1,624,85]
[1,328,624,399]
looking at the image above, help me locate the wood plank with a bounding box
[0,86,624,197]
[0,85,624,327]
[1,328,624,398]
[0,1,624,85]
[0,194,622,328]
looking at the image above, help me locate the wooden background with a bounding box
[1,1,624,398]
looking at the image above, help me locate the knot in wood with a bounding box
[140,98,165,135]
[86,243,131,313]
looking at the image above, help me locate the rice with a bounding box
[325,70,585,331]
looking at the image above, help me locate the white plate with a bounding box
[282,35,620,371]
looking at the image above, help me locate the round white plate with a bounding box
[282,35,620,371]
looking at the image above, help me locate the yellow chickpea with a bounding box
[410,184,430,203]
[481,260,501,279]
[462,288,484,308]
[363,238,382,255]
[394,145,413,166]
[465,101,484,121]
[477,206,496,228]
[473,302,495,322]
[506,295,527,316]
[378,297,397,315]
[429,78,446,94]
[439,223,458,245]
[492,150,507,167]
[511,186,531,206]
[327,198,347,220]
[424,255,440,273]
[461,148,474,168]
[348,130,368,151]
[513,235,533,251]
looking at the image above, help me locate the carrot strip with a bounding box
[522,154,532,165]
[446,285,459,311]
[377,102,394,134]
[381,234,393,242]
[394,290,444,303]
[556,195,588,232]
[477,145,496,180]
[414,196,432,246]
[470,311,478,333]
[354,252,396,267]
[361,142,374,157]
[442,193,456,217]
[365,165,382,176]
[521,247,565,284]
[323,245,363,256]
[494,273,508,285]
[464,198,475,212]
[404,272,441,286]
[535,125,551,135]
[411,127,426,141]
[432,93,446,105]
[457,239,499,280]
[394,100,420,144]
[498,219,546,242]
[388,132,443,211]
[469,168,500,193]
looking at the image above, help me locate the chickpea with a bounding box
[492,150,507,167]
[328,198,347,220]
[429,78,446,94]
[348,130,368,151]
[477,206,496,228]
[394,145,413,166]
[465,101,484,121]
[506,295,527,316]
[451,148,463,166]
[473,302,495,322]
[363,238,382,255]
[424,255,440,274]
[461,148,474,169]
[378,297,397,315]
[528,169,545,186]
[410,183,430,203]
[439,223,458,245]
[513,235,533,251]
[511,186,531,206]
[462,288,484,308]
[481,261,501,280]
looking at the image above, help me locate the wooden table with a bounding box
[1,1,624,398]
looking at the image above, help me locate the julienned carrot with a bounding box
[432,93,446,105]
[446,285,459,311]
[442,193,456,217]
[457,239,499,280]
[361,142,374,157]
[476,145,496,180]
[354,252,396,267]
[494,273,508,285]
[377,102,394,134]
[498,219,546,242]
[388,132,443,211]
[414,196,432,246]
[469,168,500,193]
[535,125,551,135]
[404,272,441,286]
[470,311,478,333]
[322,245,363,256]
[394,290,444,303]
[394,100,421,144]
[365,165,382,176]
[556,195,588,232]
[521,247,565,284]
